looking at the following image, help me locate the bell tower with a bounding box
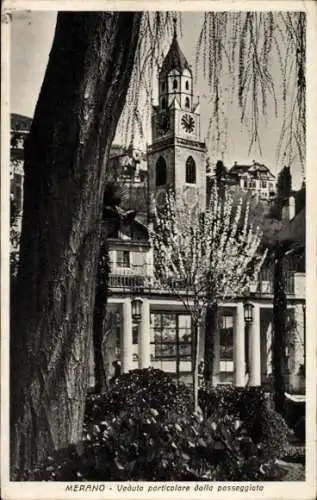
[148,19,206,211]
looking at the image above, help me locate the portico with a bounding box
[102,296,281,389]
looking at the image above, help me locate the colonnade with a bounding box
[119,298,262,386]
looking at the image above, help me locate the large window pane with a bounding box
[219,314,234,372]
[150,312,192,372]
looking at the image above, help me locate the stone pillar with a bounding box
[121,299,133,373]
[234,302,245,387]
[249,304,261,386]
[139,299,151,368]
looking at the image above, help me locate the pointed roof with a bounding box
[160,18,191,75]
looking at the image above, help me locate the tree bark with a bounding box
[272,247,287,416]
[93,241,109,393]
[10,12,142,479]
[204,302,218,386]
[192,324,200,411]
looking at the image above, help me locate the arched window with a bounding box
[185,80,189,90]
[173,79,178,89]
[156,156,167,186]
[161,97,166,109]
[186,156,196,184]
[185,97,190,108]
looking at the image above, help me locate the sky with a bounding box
[10,10,304,188]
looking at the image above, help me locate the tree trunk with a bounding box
[192,324,200,411]
[204,302,218,386]
[272,248,287,416]
[10,12,142,479]
[93,240,109,393]
[93,292,108,394]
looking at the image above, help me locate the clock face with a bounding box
[181,113,195,133]
[155,188,167,208]
[157,113,170,137]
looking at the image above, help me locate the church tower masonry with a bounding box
[147,20,206,212]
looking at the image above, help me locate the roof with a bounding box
[160,23,191,75]
[11,113,32,131]
[229,161,275,179]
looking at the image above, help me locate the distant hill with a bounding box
[11,113,32,131]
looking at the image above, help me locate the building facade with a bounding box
[100,28,305,395]
[9,30,305,396]
[229,160,277,201]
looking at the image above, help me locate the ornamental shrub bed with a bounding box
[27,369,293,481]
[85,368,193,425]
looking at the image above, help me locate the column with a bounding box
[249,303,261,386]
[234,302,245,387]
[121,299,133,373]
[139,299,151,368]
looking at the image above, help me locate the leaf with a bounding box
[150,408,159,417]
[210,422,217,431]
[114,458,125,471]
[198,437,207,448]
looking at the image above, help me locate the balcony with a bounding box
[108,264,301,298]
[255,269,295,296]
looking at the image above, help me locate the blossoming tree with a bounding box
[150,185,267,408]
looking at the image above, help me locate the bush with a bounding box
[199,385,290,462]
[198,385,241,420]
[27,372,290,481]
[246,407,289,461]
[85,368,193,427]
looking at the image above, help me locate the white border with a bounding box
[1,1,317,499]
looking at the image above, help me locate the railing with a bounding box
[108,266,297,297]
[256,269,295,296]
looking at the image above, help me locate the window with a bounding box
[219,314,234,373]
[185,97,190,108]
[249,179,256,188]
[117,250,130,268]
[173,78,178,89]
[156,156,167,186]
[186,156,196,184]
[150,312,192,373]
[185,80,189,90]
[261,180,267,188]
[161,97,166,109]
[161,81,165,92]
